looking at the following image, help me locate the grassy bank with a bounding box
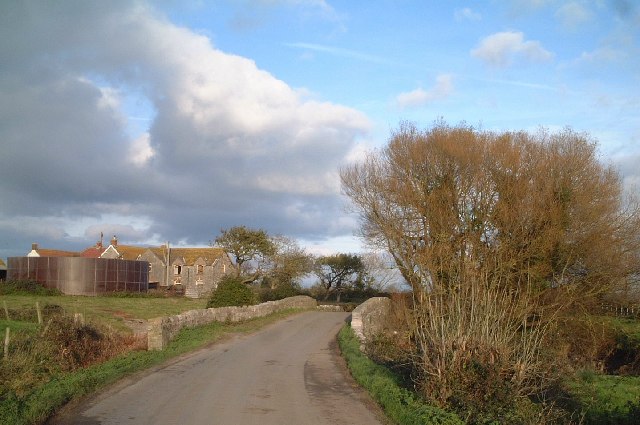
[0,308,303,425]
[566,371,640,424]
[338,325,463,425]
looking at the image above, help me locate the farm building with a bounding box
[7,237,233,298]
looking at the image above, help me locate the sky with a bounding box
[1,0,639,260]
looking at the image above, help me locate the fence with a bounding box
[7,256,148,295]
[600,303,640,319]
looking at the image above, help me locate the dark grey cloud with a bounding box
[0,1,370,259]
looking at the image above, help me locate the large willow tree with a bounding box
[340,121,640,419]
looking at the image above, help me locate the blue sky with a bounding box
[0,1,639,259]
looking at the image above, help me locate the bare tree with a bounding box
[264,235,314,289]
[340,120,640,418]
[360,252,405,292]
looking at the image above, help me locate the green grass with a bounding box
[1,295,208,332]
[0,308,304,425]
[560,315,640,424]
[0,319,39,333]
[566,371,640,424]
[338,325,463,425]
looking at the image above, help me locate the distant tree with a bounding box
[314,253,365,302]
[360,252,405,292]
[214,226,275,282]
[214,227,313,290]
[263,235,314,289]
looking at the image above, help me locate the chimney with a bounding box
[111,235,118,247]
[27,243,40,257]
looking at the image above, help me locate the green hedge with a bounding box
[338,325,463,425]
[206,276,256,308]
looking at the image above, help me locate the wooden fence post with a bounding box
[36,301,42,325]
[3,327,9,359]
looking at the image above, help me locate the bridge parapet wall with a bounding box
[351,297,391,344]
[147,295,317,350]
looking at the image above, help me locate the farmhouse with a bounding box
[87,235,234,298]
[137,246,232,298]
[9,236,233,299]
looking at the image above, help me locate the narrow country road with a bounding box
[49,311,385,425]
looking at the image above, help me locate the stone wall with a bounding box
[147,295,317,350]
[351,297,391,344]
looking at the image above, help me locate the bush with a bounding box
[0,280,61,296]
[256,282,301,302]
[338,325,463,425]
[0,313,143,403]
[206,276,256,308]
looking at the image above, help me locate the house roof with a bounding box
[148,247,227,265]
[30,241,228,265]
[80,246,104,258]
[36,249,78,257]
[114,245,148,261]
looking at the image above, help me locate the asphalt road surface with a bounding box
[50,311,386,425]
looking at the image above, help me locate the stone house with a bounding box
[138,246,233,298]
[85,236,234,298]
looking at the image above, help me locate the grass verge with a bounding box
[0,308,304,425]
[337,324,463,425]
[565,371,640,424]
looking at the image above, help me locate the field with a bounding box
[1,294,208,332]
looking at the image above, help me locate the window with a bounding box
[148,263,152,273]
[196,278,203,286]
[174,265,182,275]
[197,264,204,274]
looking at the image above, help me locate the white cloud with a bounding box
[555,2,593,28]
[286,42,390,64]
[395,74,454,109]
[471,31,554,67]
[128,133,155,167]
[454,7,481,22]
[0,1,370,257]
[578,47,627,63]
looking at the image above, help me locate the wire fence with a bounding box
[600,302,640,319]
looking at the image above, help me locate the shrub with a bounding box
[0,313,143,403]
[338,325,463,425]
[256,282,301,302]
[0,280,61,296]
[206,276,256,308]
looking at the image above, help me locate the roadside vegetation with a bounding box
[0,284,305,425]
[339,325,463,425]
[341,120,640,423]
